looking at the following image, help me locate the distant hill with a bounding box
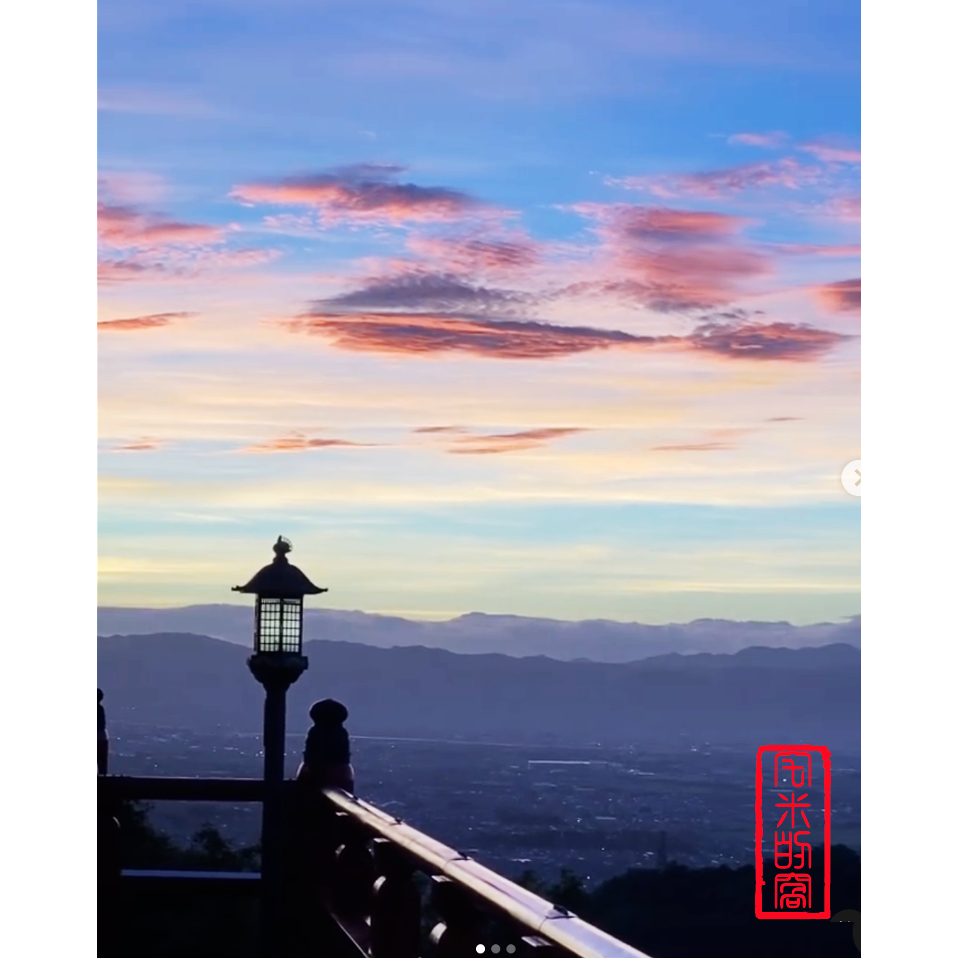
[97,605,861,663]
[97,632,860,749]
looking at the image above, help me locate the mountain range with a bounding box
[97,632,860,749]
[97,605,861,663]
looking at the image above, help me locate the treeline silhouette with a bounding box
[515,845,860,958]
[109,802,859,957]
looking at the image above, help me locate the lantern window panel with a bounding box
[280,598,302,652]
[255,596,302,653]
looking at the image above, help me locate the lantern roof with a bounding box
[232,536,328,599]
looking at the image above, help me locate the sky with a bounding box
[97,0,860,623]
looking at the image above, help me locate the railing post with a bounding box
[429,875,485,958]
[369,837,421,958]
[98,785,122,955]
[331,812,375,917]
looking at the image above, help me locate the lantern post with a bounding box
[233,536,327,957]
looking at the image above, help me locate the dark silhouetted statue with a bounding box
[296,699,355,793]
[98,687,109,775]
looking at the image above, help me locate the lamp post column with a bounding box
[259,672,291,958]
[234,537,326,958]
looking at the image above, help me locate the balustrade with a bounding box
[98,775,656,958]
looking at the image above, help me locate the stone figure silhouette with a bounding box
[98,688,109,775]
[296,699,355,794]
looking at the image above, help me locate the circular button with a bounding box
[841,460,861,497]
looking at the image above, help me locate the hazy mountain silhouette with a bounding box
[97,605,861,663]
[98,632,860,748]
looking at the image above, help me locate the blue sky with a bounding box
[97,0,860,622]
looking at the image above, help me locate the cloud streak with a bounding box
[316,272,532,316]
[284,311,655,359]
[98,312,192,331]
[446,427,586,455]
[98,202,224,249]
[231,164,484,225]
[727,131,788,148]
[112,439,163,451]
[406,233,541,273]
[243,434,377,453]
[608,158,822,199]
[284,310,848,363]
[798,142,861,164]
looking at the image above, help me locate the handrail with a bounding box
[98,776,656,957]
[321,788,655,958]
[100,775,265,802]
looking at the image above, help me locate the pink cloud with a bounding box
[283,309,848,364]
[574,204,746,241]
[284,311,651,359]
[686,321,848,360]
[406,233,540,273]
[828,196,861,222]
[799,142,861,164]
[610,158,822,199]
[98,171,171,205]
[727,132,788,148]
[773,243,860,258]
[98,247,280,286]
[98,202,224,249]
[97,312,191,330]
[231,164,483,226]
[567,204,772,310]
[814,278,861,313]
[98,260,156,284]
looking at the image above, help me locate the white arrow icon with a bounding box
[841,460,861,497]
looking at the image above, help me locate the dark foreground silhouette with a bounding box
[109,801,859,958]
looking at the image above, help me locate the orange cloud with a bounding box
[112,439,162,451]
[652,441,736,452]
[447,427,586,455]
[243,434,376,453]
[814,279,861,313]
[231,164,482,225]
[97,312,191,330]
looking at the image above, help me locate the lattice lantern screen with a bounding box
[254,596,303,653]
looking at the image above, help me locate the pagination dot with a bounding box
[507,948,517,955]
[475,947,485,955]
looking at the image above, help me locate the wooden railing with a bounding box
[99,775,656,958]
